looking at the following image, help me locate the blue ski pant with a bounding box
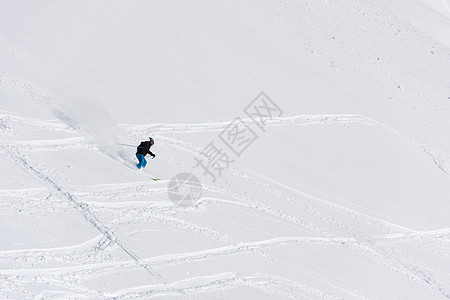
[136,154,147,169]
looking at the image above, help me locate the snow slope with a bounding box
[1,0,450,299]
[379,0,450,47]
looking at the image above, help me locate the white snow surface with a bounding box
[379,0,450,47]
[1,1,450,299]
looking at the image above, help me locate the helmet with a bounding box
[149,137,154,144]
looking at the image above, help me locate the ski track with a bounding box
[161,132,448,244]
[3,79,445,178]
[129,114,450,176]
[0,137,89,152]
[105,272,351,300]
[0,236,356,276]
[145,136,450,298]
[197,197,450,245]
[225,169,450,297]
[0,112,74,132]
[159,135,435,238]
[0,235,103,255]
[124,113,376,134]
[2,136,450,298]
[1,71,449,298]
[3,138,449,297]
[2,72,447,176]
[71,170,450,297]
[0,145,169,286]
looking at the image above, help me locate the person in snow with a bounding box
[136,137,156,169]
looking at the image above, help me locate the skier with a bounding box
[136,137,156,169]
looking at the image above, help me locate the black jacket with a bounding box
[136,141,154,157]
